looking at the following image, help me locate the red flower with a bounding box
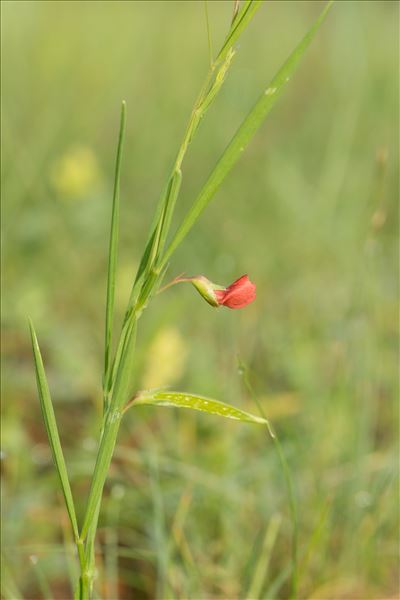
[161,273,256,310]
[214,274,256,309]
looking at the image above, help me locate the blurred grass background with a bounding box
[1,1,398,599]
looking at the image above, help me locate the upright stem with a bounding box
[76,5,266,597]
[239,361,299,600]
[79,571,90,600]
[271,433,299,600]
[74,538,88,599]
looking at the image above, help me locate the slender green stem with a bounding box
[81,317,137,541]
[30,556,53,600]
[231,0,241,26]
[82,466,103,596]
[76,539,85,573]
[216,0,262,63]
[81,415,109,597]
[239,360,299,600]
[79,571,90,600]
[204,0,213,68]
[271,433,299,600]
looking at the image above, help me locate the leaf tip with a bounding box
[323,0,335,18]
[27,316,35,337]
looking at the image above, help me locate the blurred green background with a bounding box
[2,1,398,599]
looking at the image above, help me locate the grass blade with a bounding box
[123,168,182,319]
[246,513,282,600]
[160,1,334,268]
[239,358,299,599]
[131,390,271,425]
[29,319,80,543]
[30,555,54,600]
[157,169,183,261]
[104,101,126,395]
[1,557,22,600]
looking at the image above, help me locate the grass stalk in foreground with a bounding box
[238,358,299,600]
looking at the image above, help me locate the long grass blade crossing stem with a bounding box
[160,1,334,269]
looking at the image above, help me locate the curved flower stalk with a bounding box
[160,273,256,309]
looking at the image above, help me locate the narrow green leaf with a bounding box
[238,357,298,598]
[146,168,183,276]
[1,557,23,600]
[157,169,182,259]
[160,1,334,269]
[246,513,282,600]
[120,169,182,328]
[30,556,54,600]
[132,390,270,425]
[29,319,80,542]
[125,179,173,313]
[104,101,126,393]
[106,311,134,396]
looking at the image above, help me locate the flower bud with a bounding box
[190,276,222,307]
[190,274,256,310]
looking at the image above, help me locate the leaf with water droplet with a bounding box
[131,390,270,426]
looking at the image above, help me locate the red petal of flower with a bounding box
[215,274,256,309]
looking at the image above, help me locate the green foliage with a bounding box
[2,1,398,599]
[28,320,80,546]
[26,4,335,597]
